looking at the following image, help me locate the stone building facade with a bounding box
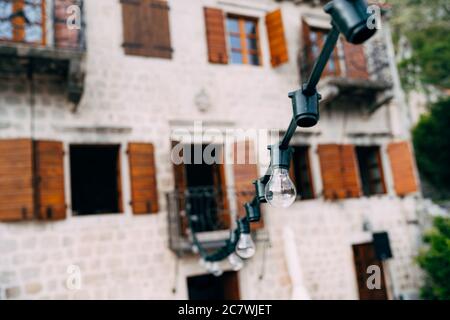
[0,0,424,299]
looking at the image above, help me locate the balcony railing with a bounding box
[0,0,86,104]
[167,186,245,255]
[0,0,85,50]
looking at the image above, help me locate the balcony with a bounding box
[300,11,394,113]
[167,186,248,256]
[0,0,85,104]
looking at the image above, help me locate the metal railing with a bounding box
[0,0,85,51]
[167,186,241,254]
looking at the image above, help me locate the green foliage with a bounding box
[417,216,450,299]
[412,98,450,197]
[390,0,450,89]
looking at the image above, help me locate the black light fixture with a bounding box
[192,0,378,273]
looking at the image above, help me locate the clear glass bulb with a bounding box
[228,253,244,271]
[236,233,256,259]
[264,167,296,208]
[209,262,223,277]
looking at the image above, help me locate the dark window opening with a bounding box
[70,145,121,215]
[291,146,315,200]
[187,272,240,300]
[184,144,225,232]
[356,146,386,196]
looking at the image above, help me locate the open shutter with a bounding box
[318,144,361,199]
[128,143,159,214]
[0,139,34,221]
[342,40,369,79]
[204,7,228,64]
[340,145,362,198]
[171,141,188,235]
[212,147,231,229]
[54,0,80,49]
[265,9,288,67]
[121,0,144,55]
[34,141,66,220]
[318,144,344,199]
[233,140,263,230]
[146,0,172,59]
[387,141,418,196]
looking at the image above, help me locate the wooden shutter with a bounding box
[341,145,362,198]
[387,141,418,196]
[212,147,231,229]
[342,39,369,79]
[204,7,228,64]
[121,0,172,58]
[265,9,288,67]
[146,0,172,59]
[172,140,188,235]
[318,144,361,200]
[233,140,263,230]
[121,0,144,55]
[54,0,80,49]
[0,139,34,221]
[34,141,66,220]
[128,143,159,214]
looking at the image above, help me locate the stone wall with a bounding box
[0,0,423,299]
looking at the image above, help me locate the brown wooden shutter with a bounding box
[171,140,188,235]
[121,0,144,55]
[265,9,289,67]
[341,144,362,198]
[121,0,172,58]
[233,140,263,230]
[318,144,343,199]
[204,7,228,64]
[54,0,80,49]
[0,139,34,221]
[212,147,231,229]
[128,143,159,214]
[318,144,361,200]
[34,141,66,220]
[146,0,173,59]
[342,39,369,79]
[387,141,418,196]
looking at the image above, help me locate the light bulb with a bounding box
[264,167,296,208]
[235,233,256,259]
[209,262,223,277]
[228,253,244,271]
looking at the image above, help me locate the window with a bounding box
[356,146,386,196]
[187,272,240,300]
[0,0,45,44]
[70,145,122,215]
[290,146,315,200]
[226,16,260,65]
[309,28,340,75]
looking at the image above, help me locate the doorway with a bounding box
[352,242,388,300]
[187,272,240,300]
